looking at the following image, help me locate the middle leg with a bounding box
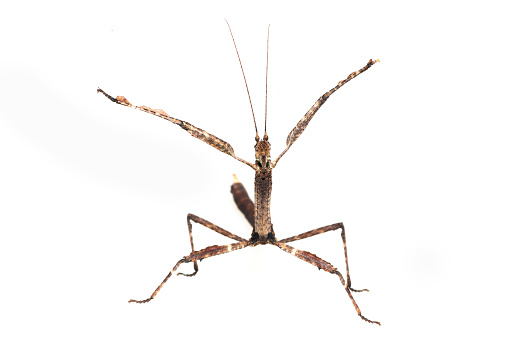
[179,213,247,277]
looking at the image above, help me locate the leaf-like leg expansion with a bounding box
[273,59,379,167]
[179,214,247,277]
[274,241,380,326]
[129,241,250,304]
[231,174,255,228]
[97,88,255,170]
[279,223,368,293]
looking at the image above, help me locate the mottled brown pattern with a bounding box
[97,88,254,169]
[230,180,255,227]
[98,31,379,325]
[279,222,369,293]
[276,241,379,325]
[179,214,248,277]
[190,214,246,243]
[186,241,250,262]
[128,241,250,304]
[277,242,336,272]
[116,96,131,106]
[250,135,274,242]
[254,162,273,240]
[273,59,379,166]
[279,224,342,243]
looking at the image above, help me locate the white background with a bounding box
[1,1,509,338]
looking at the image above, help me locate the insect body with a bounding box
[98,23,380,325]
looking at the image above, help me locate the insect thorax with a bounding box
[251,137,275,243]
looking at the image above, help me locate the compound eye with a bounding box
[256,160,262,168]
[265,160,270,168]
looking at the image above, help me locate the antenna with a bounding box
[225,20,259,140]
[264,24,270,138]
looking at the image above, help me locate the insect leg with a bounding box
[274,241,380,326]
[279,223,342,243]
[279,222,368,292]
[129,241,250,304]
[178,214,248,277]
[97,88,255,170]
[272,59,379,167]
